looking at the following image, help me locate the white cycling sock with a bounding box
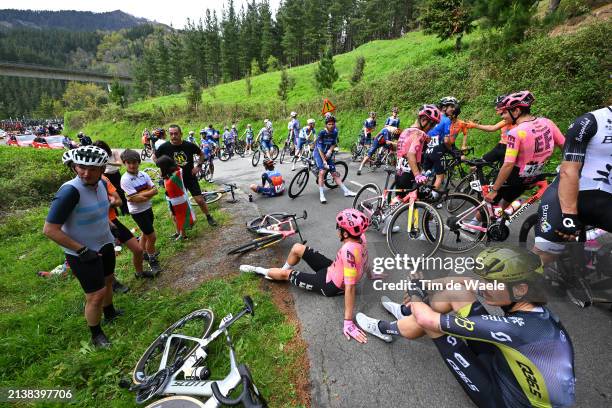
[319,186,325,194]
[281,262,292,270]
[254,266,269,277]
[340,184,350,194]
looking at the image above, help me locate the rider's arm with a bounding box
[468,120,505,132]
[492,129,522,191]
[344,284,357,320]
[558,162,581,214]
[407,151,421,176]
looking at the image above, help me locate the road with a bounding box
[202,152,611,407]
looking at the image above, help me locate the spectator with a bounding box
[157,155,196,240]
[94,141,129,216]
[77,132,93,146]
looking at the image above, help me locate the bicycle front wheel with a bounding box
[203,192,223,204]
[288,168,310,198]
[352,183,382,217]
[270,144,279,160]
[132,309,214,384]
[437,193,488,253]
[325,161,348,189]
[251,149,261,167]
[386,202,443,259]
[145,396,206,408]
[227,234,283,255]
[219,148,230,162]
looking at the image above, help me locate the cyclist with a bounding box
[200,137,215,181]
[448,104,470,156]
[243,124,254,154]
[203,124,218,156]
[467,94,515,165]
[288,111,300,154]
[292,118,316,171]
[361,111,377,148]
[256,119,274,160]
[385,107,401,128]
[483,91,565,209]
[187,130,196,145]
[249,159,285,198]
[222,126,235,158]
[240,209,370,343]
[230,124,239,146]
[356,247,575,408]
[314,115,356,203]
[533,106,612,302]
[422,96,459,200]
[43,146,122,348]
[356,125,400,175]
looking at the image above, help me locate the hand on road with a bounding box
[344,320,367,343]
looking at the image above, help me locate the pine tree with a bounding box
[303,0,327,63]
[259,1,274,69]
[183,75,201,112]
[277,67,292,102]
[221,0,241,81]
[315,48,339,91]
[279,0,305,67]
[419,0,474,50]
[154,34,171,94]
[472,0,539,43]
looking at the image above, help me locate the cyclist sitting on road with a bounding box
[356,125,401,175]
[467,94,515,165]
[361,111,377,147]
[356,247,576,408]
[533,106,612,304]
[240,208,371,343]
[249,159,285,198]
[292,118,316,171]
[243,124,254,154]
[422,96,459,200]
[288,111,300,153]
[256,119,274,160]
[385,106,401,128]
[482,91,565,210]
[314,115,356,204]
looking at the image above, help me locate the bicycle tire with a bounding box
[280,144,288,163]
[438,193,488,253]
[141,146,151,161]
[288,168,310,198]
[454,173,478,198]
[270,144,279,160]
[247,213,293,234]
[324,161,348,189]
[251,149,261,167]
[227,234,283,255]
[235,141,246,156]
[351,143,362,162]
[519,213,539,249]
[132,308,214,384]
[386,201,443,259]
[145,395,206,408]
[219,148,230,162]
[203,165,213,182]
[352,183,382,216]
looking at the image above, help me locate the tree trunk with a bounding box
[547,0,562,15]
[455,35,462,51]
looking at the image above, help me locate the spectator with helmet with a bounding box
[77,132,93,146]
[240,208,371,343]
[43,146,123,348]
[249,159,285,198]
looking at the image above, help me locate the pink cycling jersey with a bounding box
[504,118,565,179]
[326,235,368,289]
[396,127,428,174]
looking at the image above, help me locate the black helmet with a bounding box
[325,115,336,124]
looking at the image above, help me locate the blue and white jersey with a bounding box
[363,118,377,132]
[385,116,400,128]
[315,129,338,154]
[427,114,451,147]
[299,126,315,140]
[288,118,300,138]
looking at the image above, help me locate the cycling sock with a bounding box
[103,304,117,319]
[340,184,350,193]
[282,262,292,270]
[319,186,325,195]
[377,320,400,336]
[400,305,412,316]
[89,324,103,337]
[254,267,269,277]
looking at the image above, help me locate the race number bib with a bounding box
[520,162,544,178]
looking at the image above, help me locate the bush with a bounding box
[350,56,366,85]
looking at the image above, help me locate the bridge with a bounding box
[0,61,133,84]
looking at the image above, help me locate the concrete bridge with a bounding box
[0,61,133,84]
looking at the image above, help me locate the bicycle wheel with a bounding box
[352,183,382,217]
[141,146,151,161]
[133,309,214,384]
[454,173,477,197]
[247,213,293,233]
[203,165,213,182]
[519,213,539,249]
[280,144,289,164]
[270,144,279,160]
[351,143,362,162]
[437,193,488,253]
[288,168,310,198]
[324,161,348,189]
[386,201,443,259]
[219,148,230,162]
[143,167,161,185]
[145,395,206,408]
[251,149,261,167]
[204,192,223,204]
[235,141,246,156]
[227,234,283,255]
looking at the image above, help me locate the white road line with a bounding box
[350,181,364,188]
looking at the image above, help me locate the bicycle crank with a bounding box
[487,222,510,242]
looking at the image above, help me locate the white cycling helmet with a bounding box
[63,145,108,167]
[265,120,272,128]
[307,118,315,125]
[290,111,297,117]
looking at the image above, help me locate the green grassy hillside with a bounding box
[67,22,611,159]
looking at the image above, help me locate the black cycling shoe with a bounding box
[92,333,111,348]
[207,215,218,227]
[104,308,124,324]
[112,279,130,294]
[135,270,156,279]
[142,251,160,262]
[148,259,162,276]
[565,277,593,308]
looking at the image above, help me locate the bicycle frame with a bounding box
[254,214,305,243]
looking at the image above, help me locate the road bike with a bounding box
[227,211,307,255]
[352,167,444,258]
[436,173,556,253]
[439,147,475,191]
[220,142,245,162]
[194,156,214,183]
[121,296,267,407]
[350,132,372,162]
[279,132,296,164]
[190,183,238,205]
[251,141,279,167]
[141,142,154,161]
[287,149,348,199]
[451,157,500,198]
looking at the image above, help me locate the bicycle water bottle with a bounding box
[504,199,523,215]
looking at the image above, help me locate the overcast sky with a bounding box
[5,1,281,29]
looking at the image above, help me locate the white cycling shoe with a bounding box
[356,313,392,343]
[381,296,404,320]
[239,264,272,280]
[343,190,356,197]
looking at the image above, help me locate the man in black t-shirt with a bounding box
[155,124,217,226]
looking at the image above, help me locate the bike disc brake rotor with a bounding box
[135,368,171,403]
[487,222,509,241]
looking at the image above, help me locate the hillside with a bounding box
[0,9,155,32]
[70,20,611,163]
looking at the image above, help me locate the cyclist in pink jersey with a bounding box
[485,91,565,206]
[240,209,371,343]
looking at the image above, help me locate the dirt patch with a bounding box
[550,3,612,37]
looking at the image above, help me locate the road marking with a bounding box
[350,181,364,188]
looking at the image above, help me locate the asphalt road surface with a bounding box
[208,151,611,408]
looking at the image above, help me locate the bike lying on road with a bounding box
[190,183,238,205]
[121,296,267,407]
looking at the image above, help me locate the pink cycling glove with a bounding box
[343,320,364,341]
[415,174,428,184]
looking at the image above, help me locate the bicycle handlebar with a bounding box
[211,364,267,407]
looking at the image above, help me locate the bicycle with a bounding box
[219,143,240,162]
[190,183,238,205]
[121,296,267,407]
[451,157,501,198]
[436,172,557,253]
[227,211,307,255]
[352,167,444,258]
[234,137,246,156]
[366,146,396,171]
[143,167,163,187]
[279,133,296,164]
[287,149,348,199]
[195,157,214,183]
[439,147,475,191]
[251,141,279,167]
[141,142,154,161]
[287,141,313,166]
[350,132,371,162]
